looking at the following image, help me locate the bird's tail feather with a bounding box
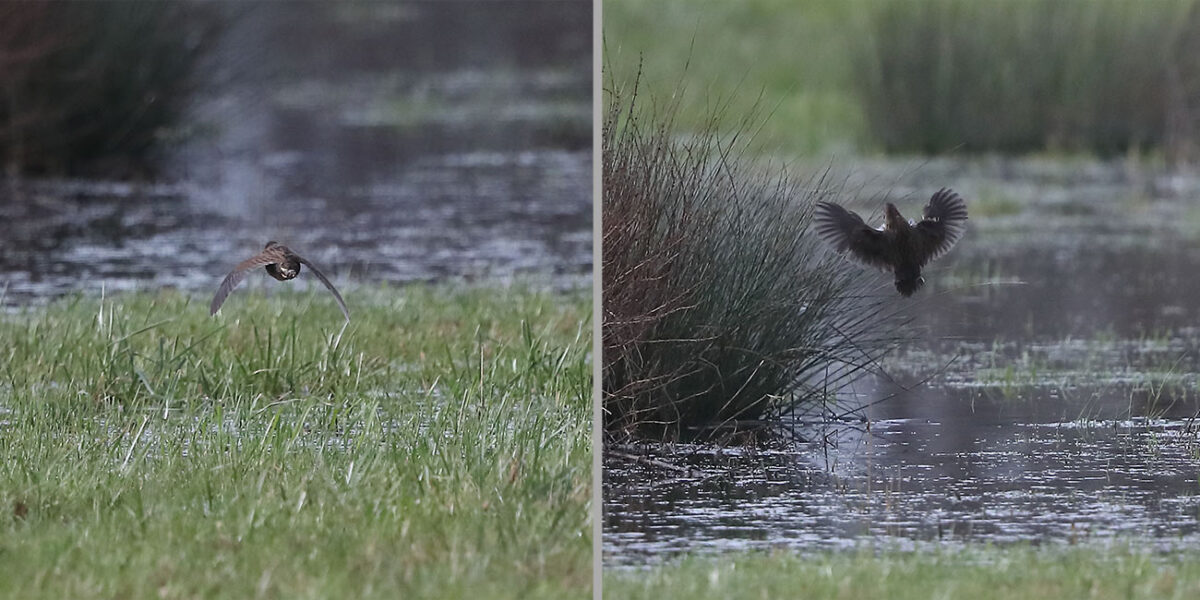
[894,265,924,296]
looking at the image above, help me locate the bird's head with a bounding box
[884,203,908,230]
[264,240,279,249]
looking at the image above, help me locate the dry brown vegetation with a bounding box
[602,76,903,442]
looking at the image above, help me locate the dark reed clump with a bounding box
[602,77,903,443]
[854,0,1200,158]
[0,2,221,177]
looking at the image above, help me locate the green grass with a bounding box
[605,547,1200,599]
[0,285,591,598]
[604,0,1200,158]
[854,0,1196,156]
[603,0,867,156]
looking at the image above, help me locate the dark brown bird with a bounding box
[813,188,968,296]
[210,241,350,321]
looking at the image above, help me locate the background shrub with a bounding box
[0,2,220,176]
[605,0,1200,160]
[855,0,1199,157]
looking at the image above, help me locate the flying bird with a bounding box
[813,188,968,296]
[210,241,350,321]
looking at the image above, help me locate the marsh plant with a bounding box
[0,2,220,176]
[856,0,1200,158]
[602,78,903,442]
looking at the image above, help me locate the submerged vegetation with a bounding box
[0,2,219,176]
[601,77,901,442]
[0,286,591,598]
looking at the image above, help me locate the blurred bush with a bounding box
[0,2,220,177]
[602,76,901,443]
[855,0,1200,158]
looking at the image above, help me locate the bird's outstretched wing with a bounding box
[296,256,350,322]
[209,246,289,315]
[813,201,893,271]
[914,188,969,266]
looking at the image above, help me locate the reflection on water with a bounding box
[606,411,1200,564]
[604,158,1200,565]
[0,2,592,305]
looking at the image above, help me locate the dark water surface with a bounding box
[604,158,1200,565]
[0,2,592,305]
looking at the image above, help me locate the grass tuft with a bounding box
[601,72,901,442]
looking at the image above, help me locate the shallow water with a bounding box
[0,2,591,305]
[606,414,1200,564]
[604,158,1200,565]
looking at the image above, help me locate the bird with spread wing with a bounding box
[813,188,968,296]
[210,241,350,321]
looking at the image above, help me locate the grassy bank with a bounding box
[603,0,864,156]
[0,285,591,598]
[605,546,1200,599]
[605,0,1200,159]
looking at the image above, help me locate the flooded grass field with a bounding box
[0,4,593,597]
[604,157,1200,566]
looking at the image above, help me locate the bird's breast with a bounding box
[265,261,300,281]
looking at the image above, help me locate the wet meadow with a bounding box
[0,3,592,598]
[1,287,591,598]
[604,0,1200,596]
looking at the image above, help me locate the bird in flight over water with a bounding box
[813,188,968,296]
[210,241,350,321]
